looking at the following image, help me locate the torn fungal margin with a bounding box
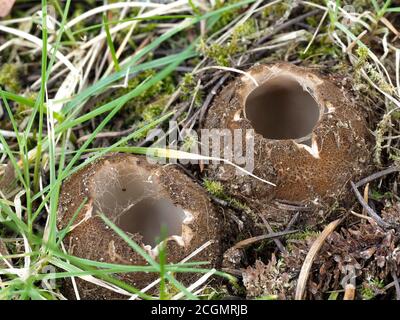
[244,75,320,141]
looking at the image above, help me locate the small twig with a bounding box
[355,166,399,188]
[285,212,300,231]
[384,278,400,292]
[274,200,312,212]
[256,9,321,45]
[350,210,376,225]
[391,270,400,300]
[221,268,242,277]
[258,213,287,254]
[77,126,136,144]
[303,10,328,54]
[195,66,259,86]
[198,73,230,125]
[350,181,391,229]
[231,229,298,250]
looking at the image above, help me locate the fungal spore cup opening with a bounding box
[244,76,320,141]
[116,198,186,248]
[90,161,186,248]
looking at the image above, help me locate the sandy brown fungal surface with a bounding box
[58,154,227,299]
[204,62,372,227]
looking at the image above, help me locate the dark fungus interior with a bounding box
[116,198,186,247]
[91,163,186,248]
[244,76,320,140]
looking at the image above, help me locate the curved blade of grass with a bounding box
[49,256,154,300]
[103,13,120,72]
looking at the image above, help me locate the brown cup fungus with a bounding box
[58,154,222,299]
[204,63,370,223]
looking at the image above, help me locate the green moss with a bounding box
[179,73,203,103]
[180,73,196,98]
[203,178,249,211]
[126,69,175,103]
[374,113,392,165]
[255,295,279,300]
[390,150,400,168]
[203,19,257,66]
[141,104,163,122]
[300,34,341,62]
[262,2,289,20]
[234,19,256,38]
[305,16,319,28]
[200,34,242,66]
[285,228,319,252]
[229,198,248,210]
[180,134,198,152]
[211,0,244,34]
[288,228,319,241]
[361,278,385,300]
[131,96,169,141]
[204,179,225,198]
[0,64,21,93]
[369,189,393,201]
[356,46,369,67]
[355,46,393,94]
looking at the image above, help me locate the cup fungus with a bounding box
[204,63,370,222]
[58,154,222,299]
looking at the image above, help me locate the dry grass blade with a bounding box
[343,284,356,300]
[294,219,341,300]
[231,230,298,250]
[391,270,400,300]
